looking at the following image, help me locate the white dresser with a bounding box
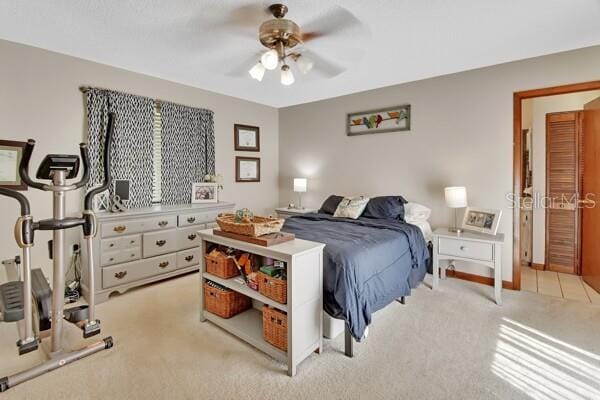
[82,202,234,303]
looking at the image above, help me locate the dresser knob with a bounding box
[158,220,169,227]
[113,225,126,233]
[460,246,467,251]
[159,261,169,268]
[188,234,197,241]
[187,217,196,223]
[109,243,114,247]
[185,255,194,262]
[114,271,127,279]
[156,240,166,247]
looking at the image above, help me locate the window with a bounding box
[152,101,162,203]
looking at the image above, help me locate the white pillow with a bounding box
[404,202,431,222]
[333,196,370,219]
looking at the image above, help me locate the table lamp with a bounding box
[444,186,467,233]
[293,178,307,209]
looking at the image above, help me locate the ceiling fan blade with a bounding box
[300,6,363,42]
[227,4,271,28]
[300,49,346,78]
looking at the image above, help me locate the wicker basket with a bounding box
[257,271,287,304]
[263,306,287,351]
[216,214,284,237]
[205,255,239,279]
[204,282,251,319]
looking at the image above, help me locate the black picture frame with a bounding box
[234,124,260,152]
[0,139,28,190]
[235,156,260,183]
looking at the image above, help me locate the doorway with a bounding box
[513,81,600,303]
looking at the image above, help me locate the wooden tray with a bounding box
[213,229,295,247]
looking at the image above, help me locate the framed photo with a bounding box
[461,207,502,235]
[235,156,260,182]
[234,124,260,151]
[0,139,27,190]
[347,105,411,136]
[191,182,219,203]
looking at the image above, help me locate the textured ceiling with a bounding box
[1,0,600,107]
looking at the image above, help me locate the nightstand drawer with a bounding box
[438,237,493,261]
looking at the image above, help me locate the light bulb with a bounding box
[280,65,294,86]
[261,49,279,70]
[248,62,265,81]
[295,55,313,74]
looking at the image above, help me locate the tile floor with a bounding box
[521,265,600,304]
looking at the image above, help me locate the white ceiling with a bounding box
[1,0,600,108]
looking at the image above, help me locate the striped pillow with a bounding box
[333,196,370,219]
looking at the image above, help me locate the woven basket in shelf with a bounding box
[205,255,239,279]
[204,282,251,319]
[257,271,287,304]
[216,213,284,237]
[263,306,287,351]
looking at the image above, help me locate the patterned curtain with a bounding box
[85,88,154,209]
[160,102,215,205]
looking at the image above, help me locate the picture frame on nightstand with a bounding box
[461,207,502,235]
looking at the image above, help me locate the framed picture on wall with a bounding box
[347,105,411,136]
[234,124,260,151]
[235,156,260,182]
[461,207,502,235]
[0,139,28,190]
[191,182,219,203]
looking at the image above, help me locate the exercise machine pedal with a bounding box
[63,305,89,324]
[31,269,51,332]
[0,281,24,323]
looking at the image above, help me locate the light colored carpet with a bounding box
[1,273,599,400]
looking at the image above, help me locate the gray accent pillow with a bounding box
[333,196,370,219]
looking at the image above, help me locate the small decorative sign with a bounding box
[0,139,28,190]
[347,105,411,136]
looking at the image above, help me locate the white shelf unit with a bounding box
[198,229,325,376]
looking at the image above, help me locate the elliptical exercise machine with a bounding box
[0,113,116,392]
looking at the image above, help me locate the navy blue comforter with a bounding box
[282,213,429,340]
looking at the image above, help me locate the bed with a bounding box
[281,198,430,354]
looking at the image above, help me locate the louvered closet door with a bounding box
[545,111,583,274]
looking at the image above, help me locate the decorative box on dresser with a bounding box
[82,202,234,303]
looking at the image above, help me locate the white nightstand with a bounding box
[275,207,318,219]
[432,228,505,305]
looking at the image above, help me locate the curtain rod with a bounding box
[79,86,213,114]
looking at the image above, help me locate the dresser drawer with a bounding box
[177,248,199,269]
[438,237,493,261]
[178,211,219,227]
[101,234,141,253]
[101,247,142,267]
[102,253,177,289]
[102,215,177,238]
[143,229,177,258]
[178,226,203,250]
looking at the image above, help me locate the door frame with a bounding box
[513,80,600,290]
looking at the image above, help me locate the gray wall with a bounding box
[0,39,279,280]
[279,45,600,282]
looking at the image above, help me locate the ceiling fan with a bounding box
[242,3,364,86]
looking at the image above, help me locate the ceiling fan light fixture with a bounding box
[248,62,266,81]
[281,64,294,86]
[261,49,279,70]
[295,55,314,74]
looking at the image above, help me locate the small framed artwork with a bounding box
[235,156,260,183]
[191,182,219,203]
[461,207,502,235]
[234,124,260,151]
[0,139,28,190]
[347,105,411,136]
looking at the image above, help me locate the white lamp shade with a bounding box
[444,186,467,208]
[281,65,295,86]
[261,49,279,70]
[248,62,265,81]
[295,55,314,74]
[293,178,307,193]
